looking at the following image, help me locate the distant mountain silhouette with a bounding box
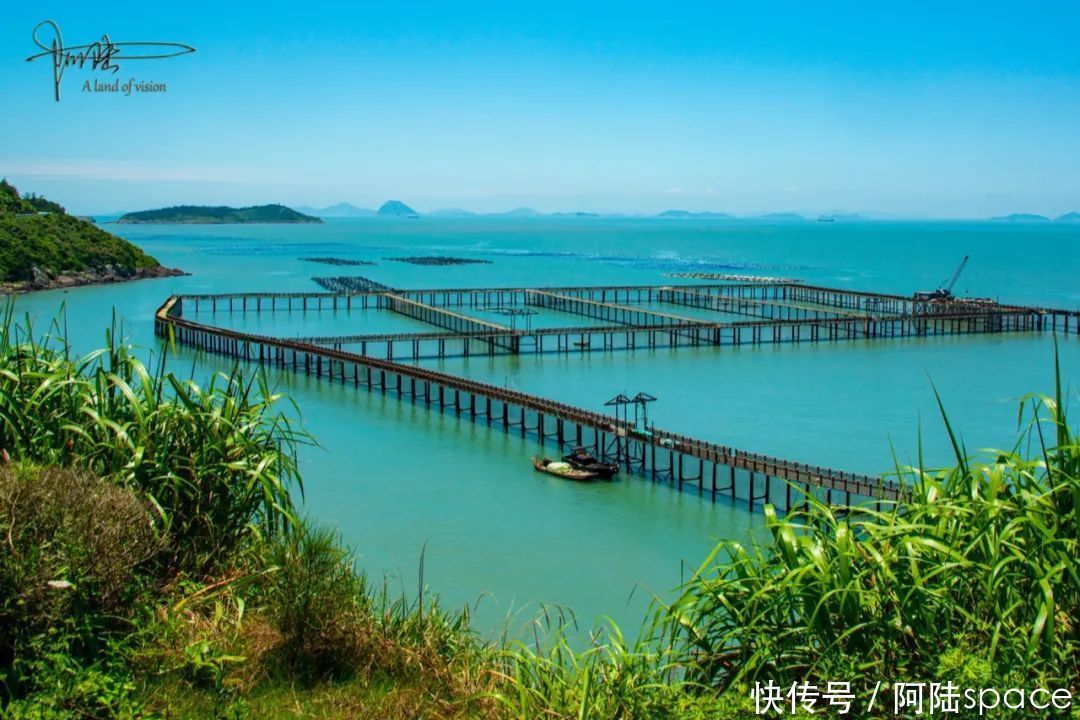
[492,207,541,217]
[297,202,375,218]
[240,203,1002,222]
[1053,212,1080,223]
[428,208,477,217]
[377,200,419,217]
[656,209,733,219]
[991,213,1051,222]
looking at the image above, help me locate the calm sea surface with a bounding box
[11,218,1080,638]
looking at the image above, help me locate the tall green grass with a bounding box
[0,306,500,716]
[658,350,1079,692]
[2,303,1075,718]
[492,351,1078,718]
[0,306,305,574]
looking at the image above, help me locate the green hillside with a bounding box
[117,204,322,224]
[0,180,162,284]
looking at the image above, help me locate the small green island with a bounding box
[117,203,322,224]
[0,179,183,293]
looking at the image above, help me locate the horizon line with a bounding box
[87,204,1080,224]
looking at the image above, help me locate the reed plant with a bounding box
[127,520,500,717]
[0,305,305,574]
[264,522,370,678]
[496,615,678,719]
[3,302,1076,718]
[658,351,1079,693]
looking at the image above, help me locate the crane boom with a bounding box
[913,255,970,301]
[940,255,969,294]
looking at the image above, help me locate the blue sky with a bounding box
[3,1,1080,216]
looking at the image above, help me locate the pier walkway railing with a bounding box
[157,281,1079,510]
[156,294,902,508]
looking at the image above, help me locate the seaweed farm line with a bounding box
[156,281,1079,512]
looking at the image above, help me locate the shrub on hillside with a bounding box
[0,315,306,575]
[264,522,370,680]
[0,465,163,619]
[0,466,163,679]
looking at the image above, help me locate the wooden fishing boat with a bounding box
[562,447,618,478]
[531,456,602,482]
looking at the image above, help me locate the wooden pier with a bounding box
[159,280,1079,512]
[384,294,520,353]
[157,295,902,510]
[656,286,875,320]
[286,308,1064,363]
[524,289,705,327]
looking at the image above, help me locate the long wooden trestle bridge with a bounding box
[156,281,1079,512]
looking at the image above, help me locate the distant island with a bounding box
[282,202,817,220]
[295,202,375,218]
[0,179,184,293]
[657,210,734,219]
[208,198,1080,223]
[278,199,853,221]
[988,212,1080,223]
[117,204,321,224]
[759,212,806,221]
[377,200,419,218]
[496,207,542,217]
[294,200,423,218]
[991,213,1051,223]
[428,208,478,218]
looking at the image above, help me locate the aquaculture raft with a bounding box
[157,280,1080,513]
[386,256,492,266]
[311,276,396,292]
[300,257,377,267]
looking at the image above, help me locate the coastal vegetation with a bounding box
[0,180,176,292]
[0,310,1076,718]
[661,376,1080,693]
[20,193,66,215]
[117,205,321,224]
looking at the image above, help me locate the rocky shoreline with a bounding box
[0,264,188,295]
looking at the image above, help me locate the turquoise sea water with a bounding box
[10,218,1080,638]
